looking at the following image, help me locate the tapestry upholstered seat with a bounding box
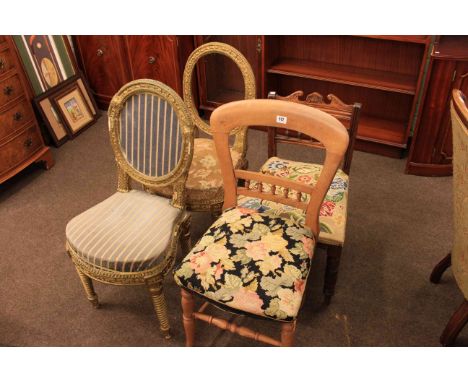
[157,138,242,207]
[174,206,314,321]
[65,79,194,339]
[66,190,182,273]
[238,156,349,246]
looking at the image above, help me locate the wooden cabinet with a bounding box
[73,36,194,109]
[406,36,468,176]
[0,36,53,184]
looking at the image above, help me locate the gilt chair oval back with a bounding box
[108,79,194,201]
[183,42,256,155]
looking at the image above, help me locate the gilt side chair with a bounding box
[65,79,194,339]
[430,89,468,346]
[240,90,361,304]
[152,42,256,218]
[174,99,349,346]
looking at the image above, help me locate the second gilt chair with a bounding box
[238,90,361,303]
[174,99,349,346]
[154,42,256,218]
[430,89,468,346]
[65,80,194,339]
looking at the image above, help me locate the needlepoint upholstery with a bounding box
[66,190,181,272]
[119,93,183,177]
[156,138,242,203]
[238,157,349,246]
[174,206,315,321]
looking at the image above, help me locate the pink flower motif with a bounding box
[320,200,336,216]
[297,175,312,184]
[294,279,305,293]
[214,263,224,280]
[237,207,256,215]
[189,251,211,273]
[301,237,314,258]
[245,241,269,261]
[230,288,264,315]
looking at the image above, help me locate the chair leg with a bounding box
[75,267,99,308]
[440,300,468,346]
[430,252,452,284]
[324,245,342,305]
[181,289,196,346]
[280,321,296,346]
[146,278,171,339]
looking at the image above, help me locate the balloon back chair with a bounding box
[430,89,468,346]
[65,79,194,339]
[241,90,361,304]
[152,42,256,218]
[174,99,349,346]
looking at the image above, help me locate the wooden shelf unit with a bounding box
[263,35,431,157]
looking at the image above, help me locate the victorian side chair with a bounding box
[174,99,349,346]
[238,90,361,304]
[65,79,194,339]
[430,89,468,346]
[152,42,256,218]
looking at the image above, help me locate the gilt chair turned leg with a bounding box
[146,278,171,339]
[440,300,468,346]
[430,252,452,284]
[75,267,99,308]
[280,322,296,346]
[324,245,342,305]
[181,288,196,346]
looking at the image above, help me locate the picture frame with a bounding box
[52,81,98,137]
[13,35,79,96]
[33,73,99,146]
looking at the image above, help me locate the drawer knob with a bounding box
[0,58,5,70]
[13,112,23,121]
[148,56,156,64]
[24,137,33,148]
[3,85,13,96]
[96,48,104,57]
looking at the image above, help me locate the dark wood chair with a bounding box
[257,90,361,304]
[430,89,468,346]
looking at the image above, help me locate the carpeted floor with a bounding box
[0,114,465,346]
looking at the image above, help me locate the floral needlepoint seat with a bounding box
[238,156,349,246]
[174,206,314,321]
[174,98,349,346]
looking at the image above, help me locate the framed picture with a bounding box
[33,74,99,145]
[13,35,78,96]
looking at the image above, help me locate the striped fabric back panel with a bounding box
[119,93,183,177]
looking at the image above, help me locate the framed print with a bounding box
[52,83,97,136]
[34,93,70,146]
[13,35,78,96]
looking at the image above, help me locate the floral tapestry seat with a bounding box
[238,156,349,246]
[157,138,242,206]
[174,206,315,322]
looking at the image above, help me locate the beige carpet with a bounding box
[0,114,464,346]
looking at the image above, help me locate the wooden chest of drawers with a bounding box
[0,36,53,184]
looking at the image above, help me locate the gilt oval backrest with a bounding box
[108,80,194,190]
[451,89,468,299]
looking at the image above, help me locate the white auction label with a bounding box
[276,115,287,124]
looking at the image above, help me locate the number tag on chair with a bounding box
[276,115,287,124]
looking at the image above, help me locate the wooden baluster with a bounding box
[271,184,276,195]
[283,187,289,199]
[245,179,250,190]
[296,191,302,202]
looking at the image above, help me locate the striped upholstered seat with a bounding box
[66,190,181,272]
